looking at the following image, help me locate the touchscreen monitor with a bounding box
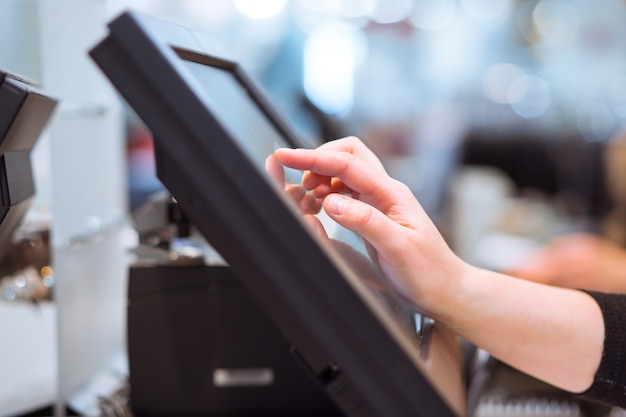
[0,70,57,260]
[90,11,466,417]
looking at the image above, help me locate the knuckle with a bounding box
[353,202,376,228]
[344,135,361,144]
[389,178,413,196]
[335,152,353,176]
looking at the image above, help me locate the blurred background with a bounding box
[4,0,624,257]
[2,0,626,416]
[112,0,626,266]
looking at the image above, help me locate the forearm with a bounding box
[437,265,605,393]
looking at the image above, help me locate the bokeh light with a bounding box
[508,74,552,118]
[409,0,457,31]
[234,0,288,19]
[336,0,376,19]
[459,0,512,24]
[370,0,412,24]
[532,0,579,46]
[577,102,616,142]
[179,0,234,25]
[304,24,368,116]
[296,0,336,12]
[608,75,626,119]
[483,63,526,104]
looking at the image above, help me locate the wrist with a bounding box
[416,257,475,325]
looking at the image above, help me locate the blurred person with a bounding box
[603,131,626,247]
[506,232,626,293]
[506,132,626,293]
[269,136,626,409]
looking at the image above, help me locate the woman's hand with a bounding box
[273,136,468,314]
[273,137,604,394]
[265,154,323,215]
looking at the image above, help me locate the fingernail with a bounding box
[327,194,346,215]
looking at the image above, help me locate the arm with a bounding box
[449,266,603,393]
[274,137,604,394]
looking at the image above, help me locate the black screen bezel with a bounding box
[89,11,464,417]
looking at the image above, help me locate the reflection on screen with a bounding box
[181,56,425,354]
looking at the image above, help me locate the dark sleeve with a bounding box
[577,290,626,408]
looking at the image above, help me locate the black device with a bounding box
[90,11,466,417]
[128,263,346,416]
[0,70,57,260]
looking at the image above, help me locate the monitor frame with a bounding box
[90,11,465,417]
[0,70,57,260]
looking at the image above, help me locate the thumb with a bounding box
[323,193,392,247]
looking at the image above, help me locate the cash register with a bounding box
[90,10,467,417]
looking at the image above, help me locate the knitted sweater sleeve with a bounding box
[578,291,626,408]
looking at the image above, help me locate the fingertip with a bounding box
[298,193,321,213]
[274,147,304,155]
[325,193,348,216]
[302,171,324,190]
[286,184,307,201]
[265,154,285,185]
[303,214,329,240]
[273,147,295,159]
[273,147,287,159]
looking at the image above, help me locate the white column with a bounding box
[37,1,132,415]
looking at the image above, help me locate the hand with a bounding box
[506,233,626,293]
[275,137,605,395]
[265,154,323,215]
[268,148,398,298]
[273,136,468,314]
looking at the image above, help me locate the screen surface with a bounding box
[179,54,428,357]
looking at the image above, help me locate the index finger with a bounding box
[273,147,393,207]
[264,154,285,187]
[316,136,386,171]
